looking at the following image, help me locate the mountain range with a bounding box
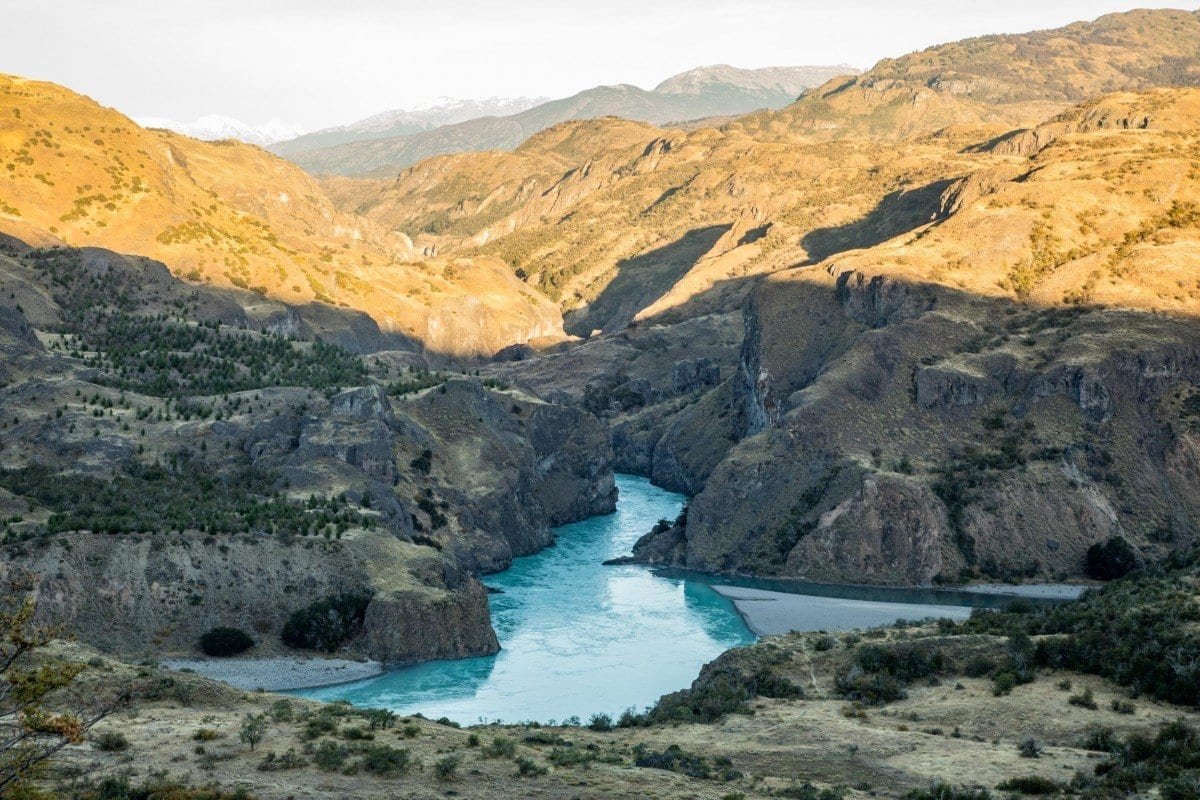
[274,64,858,176]
[269,96,549,155]
[134,113,308,146]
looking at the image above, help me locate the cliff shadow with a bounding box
[564,224,731,337]
[799,177,955,265]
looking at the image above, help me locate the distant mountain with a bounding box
[281,64,857,176]
[270,96,549,157]
[135,114,306,146]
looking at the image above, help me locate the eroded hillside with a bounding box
[329,9,1200,342]
[0,75,563,357]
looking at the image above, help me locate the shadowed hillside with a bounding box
[0,75,565,357]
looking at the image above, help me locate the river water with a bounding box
[293,474,1069,724]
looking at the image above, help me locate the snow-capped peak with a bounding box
[135,114,308,146]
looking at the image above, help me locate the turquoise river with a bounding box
[294,474,1042,725]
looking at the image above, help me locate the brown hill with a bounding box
[330,8,1200,340]
[620,87,1200,584]
[0,74,562,357]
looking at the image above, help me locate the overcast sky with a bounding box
[3,1,1197,131]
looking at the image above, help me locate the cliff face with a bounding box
[9,530,498,663]
[635,269,1200,585]
[399,379,617,572]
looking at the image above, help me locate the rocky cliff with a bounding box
[0,242,615,662]
[629,90,1200,585]
[635,262,1200,586]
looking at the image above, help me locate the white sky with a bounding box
[3,1,1197,131]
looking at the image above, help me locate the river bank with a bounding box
[712,585,974,636]
[162,656,383,691]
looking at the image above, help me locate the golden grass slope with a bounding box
[0,74,562,356]
[326,9,1200,335]
[822,89,1200,315]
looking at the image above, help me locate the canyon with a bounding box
[4,7,1200,799]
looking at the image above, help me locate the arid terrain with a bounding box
[3,5,1200,800]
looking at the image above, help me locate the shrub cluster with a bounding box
[199,627,254,657]
[633,744,742,782]
[281,593,372,653]
[0,459,370,540]
[959,563,1200,706]
[834,641,947,706]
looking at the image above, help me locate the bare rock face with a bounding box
[834,270,936,329]
[329,383,395,422]
[671,358,720,394]
[916,364,1002,408]
[402,379,616,572]
[786,474,953,584]
[642,269,1200,586]
[362,580,498,664]
[0,303,41,350]
[12,530,495,663]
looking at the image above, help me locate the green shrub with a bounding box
[483,735,516,759]
[995,776,1061,794]
[633,744,742,781]
[548,746,596,768]
[514,756,548,777]
[198,627,254,657]
[434,754,460,781]
[834,670,907,705]
[360,744,411,776]
[269,699,293,722]
[257,748,307,771]
[903,782,992,800]
[1018,738,1042,758]
[776,783,845,800]
[1112,699,1136,715]
[281,593,371,652]
[92,730,130,752]
[1085,536,1139,581]
[1081,726,1119,752]
[587,712,613,732]
[312,740,350,771]
[963,655,995,678]
[854,642,946,681]
[364,708,395,729]
[302,715,338,740]
[1068,689,1098,709]
[650,660,801,723]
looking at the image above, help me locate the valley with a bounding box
[2,5,1200,799]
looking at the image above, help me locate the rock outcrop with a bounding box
[634,269,1200,585]
[12,530,497,663]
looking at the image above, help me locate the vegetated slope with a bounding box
[0,238,614,660]
[47,557,1200,799]
[628,88,1200,585]
[284,64,855,176]
[0,74,563,357]
[270,96,549,157]
[332,9,1200,340]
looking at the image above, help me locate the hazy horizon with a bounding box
[3,1,1198,132]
